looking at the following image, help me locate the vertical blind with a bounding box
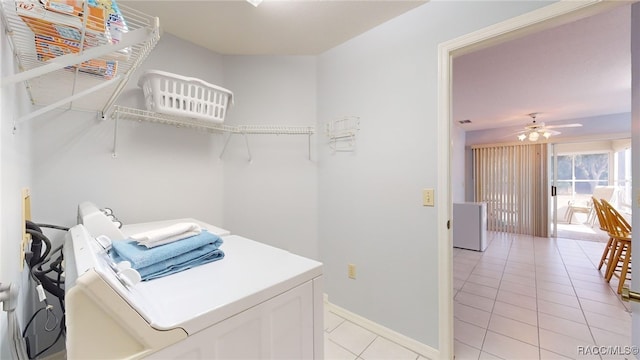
[473,143,548,237]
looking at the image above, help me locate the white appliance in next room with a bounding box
[65,202,324,359]
[453,202,488,251]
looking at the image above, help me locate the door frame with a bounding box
[436,1,621,358]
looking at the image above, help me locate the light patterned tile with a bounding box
[590,327,632,348]
[482,331,539,360]
[359,336,419,360]
[455,291,495,313]
[500,273,536,287]
[504,261,535,271]
[498,279,536,297]
[454,318,487,349]
[536,279,576,296]
[496,289,537,311]
[583,310,630,336]
[571,278,613,292]
[328,321,377,356]
[537,299,586,324]
[467,274,501,289]
[568,271,606,284]
[488,314,538,346]
[537,288,581,308]
[461,281,499,300]
[578,298,630,320]
[472,267,503,280]
[539,328,596,359]
[479,351,504,360]
[475,262,505,273]
[574,287,623,306]
[538,312,593,343]
[454,340,481,360]
[454,303,491,329]
[539,349,572,359]
[492,301,537,326]
[325,311,345,332]
[536,273,572,286]
[324,339,358,360]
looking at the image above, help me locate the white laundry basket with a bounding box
[138,70,234,123]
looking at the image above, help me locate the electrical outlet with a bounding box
[348,264,356,279]
[21,188,31,270]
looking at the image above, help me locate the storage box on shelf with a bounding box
[138,70,234,124]
[1,0,160,123]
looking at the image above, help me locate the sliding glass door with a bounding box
[549,141,618,241]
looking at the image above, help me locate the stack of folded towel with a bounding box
[130,222,203,248]
[109,223,224,281]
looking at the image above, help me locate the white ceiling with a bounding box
[119,1,631,133]
[119,0,427,55]
[453,4,631,131]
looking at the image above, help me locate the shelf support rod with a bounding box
[15,75,121,125]
[1,26,150,86]
[112,109,120,158]
[219,132,234,159]
[243,133,252,162]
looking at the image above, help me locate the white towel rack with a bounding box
[0,0,160,125]
[110,105,316,161]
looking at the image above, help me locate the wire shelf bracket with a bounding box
[326,116,360,153]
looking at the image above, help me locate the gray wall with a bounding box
[317,0,551,347]
[30,33,227,231]
[0,15,34,358]
[221,56,319,260]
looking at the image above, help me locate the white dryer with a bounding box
[64,203,324,359]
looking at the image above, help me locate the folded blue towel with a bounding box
[110,230,224,281]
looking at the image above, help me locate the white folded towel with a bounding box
[130,222,202,248]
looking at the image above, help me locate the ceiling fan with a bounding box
[516,113,582,141]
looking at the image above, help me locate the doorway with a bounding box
[439,2,635,359]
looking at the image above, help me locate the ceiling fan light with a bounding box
[528,131,539,141]
[518,134,527,141]
[543,131,551,139]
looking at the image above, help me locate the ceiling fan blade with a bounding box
[542,129,561,135]
[544,123,582,129]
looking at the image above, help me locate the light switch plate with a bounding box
[423,188,434,207]
[21,188,31,270]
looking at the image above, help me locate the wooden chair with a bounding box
[600,199,632,294]
[593,198,614,272]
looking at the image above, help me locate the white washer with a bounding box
[65,203,324,359]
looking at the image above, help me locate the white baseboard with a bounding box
[325,300,440,359]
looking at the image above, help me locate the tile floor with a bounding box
[324,309,427,360]
[453,231,632,360]
[325,231,632,360]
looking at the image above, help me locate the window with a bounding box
[556,153,609,200]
